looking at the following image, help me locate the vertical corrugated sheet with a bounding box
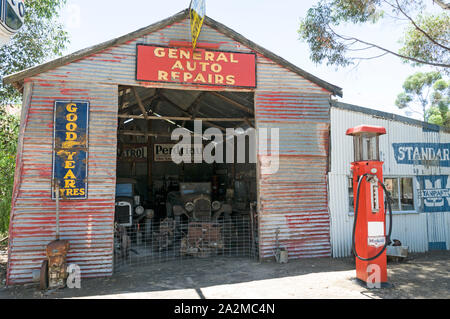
[255,64,332,259]
[421,128,449,248]
[8,17,334,284]
[329,107,449,257]
[7,81,118,284]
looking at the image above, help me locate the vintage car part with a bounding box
[115,180,146,227]
[167,182,232,221]
[153,218,175,251]
[211,200,221,211]
[184,201,194,212]
[135,205,145,216]
[115,199,133,227]
[180,222,224,257]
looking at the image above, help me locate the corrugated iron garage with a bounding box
[3,9,342,285]
[4,8,450,287]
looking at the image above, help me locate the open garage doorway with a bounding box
[113,86,258,270]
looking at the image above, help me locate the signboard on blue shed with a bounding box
[52,100,89,200]
[392,143,450,167]
[416,175,450,213]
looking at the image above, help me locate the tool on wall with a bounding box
[346,125,393,288]
[40,181,70,290]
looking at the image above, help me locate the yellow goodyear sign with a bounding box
[189,0,206,50]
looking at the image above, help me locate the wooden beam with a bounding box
[120,92,159,115]
[118,87,133,111]
[118,114,254,122]
[244,117,255,128]
[132,87,149,120]
[118,130,204,138]
[158,93,227,131]
[210,92,254,115]
[182,92,204,127]
[121,87,159,114]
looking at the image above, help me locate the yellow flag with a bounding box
[189,0,206,50]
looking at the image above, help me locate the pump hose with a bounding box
[351,173,393,261]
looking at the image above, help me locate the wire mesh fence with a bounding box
[113,215,258,271]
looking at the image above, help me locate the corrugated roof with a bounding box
[331,100,450,133]
[3,8,343,97]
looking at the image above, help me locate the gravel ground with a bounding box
[0,247,448,299]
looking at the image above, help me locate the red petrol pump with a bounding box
[346,125,393,288]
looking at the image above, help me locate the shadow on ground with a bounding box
[0,250,448,299]
[366,251,450,299]
[1,255,357,299]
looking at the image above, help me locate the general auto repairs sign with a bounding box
[136,44,256,88]
[52,101,89,200]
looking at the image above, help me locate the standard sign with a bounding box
[136,44,256,88]
[392,143,450,167]
[52,101,89,200]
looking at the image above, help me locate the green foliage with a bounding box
[0,0,68,105]
[428,78,450,126]
[399,13,450,71]
[395,71,450,125]
[0,105,19,234]
[298,0,450,70]
[0,0,69,234]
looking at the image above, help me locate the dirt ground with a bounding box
[0,244,448,299]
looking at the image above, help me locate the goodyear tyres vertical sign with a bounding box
[189,0,206,50]
[52,101,89,200]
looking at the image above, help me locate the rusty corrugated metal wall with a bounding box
[8,81,118,284]
[255,56,332,258]
[7,16,333,284]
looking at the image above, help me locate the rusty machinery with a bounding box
[165,182,231,257]
[180,222,224,257]
[40,183,70,290]
[346,125,393,288]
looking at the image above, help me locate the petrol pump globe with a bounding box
[346,125,393,288]
[346,125,386,162]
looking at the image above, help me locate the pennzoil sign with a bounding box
[136,44,256,88]
[52,101,89,200]
[154,144,204,162]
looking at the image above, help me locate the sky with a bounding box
[57,0,441,120]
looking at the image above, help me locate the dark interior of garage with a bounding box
[113,86,258,269]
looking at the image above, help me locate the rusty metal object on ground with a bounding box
[46,239,70,289]
[180,222,224,257]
